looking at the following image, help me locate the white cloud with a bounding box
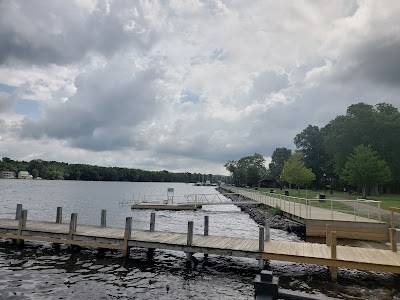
[1,0,400,175]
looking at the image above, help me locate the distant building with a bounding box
[18,171,33,179]
[0,171,16,179]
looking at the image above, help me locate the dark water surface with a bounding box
[0,180,399,299]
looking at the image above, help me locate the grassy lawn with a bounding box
[250,187,400,211]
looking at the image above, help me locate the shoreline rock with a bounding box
[219,189,289,231]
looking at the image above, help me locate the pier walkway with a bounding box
[224,187,389,241]
[1,204,400,281]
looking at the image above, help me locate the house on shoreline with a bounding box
[0,171,16,179]
[18,171,33,179]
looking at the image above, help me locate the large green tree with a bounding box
[341,145,391,198]
[280,152,316,195]
[268,147,291,180]
[294,125,327,188]
[324,102,400,185]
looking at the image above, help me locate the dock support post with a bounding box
[150,212,156,231]
[68,213,77,241]
[16,209,27,245]
[330,231,338,281]
[123,217,132,257]
[264,220,270,242]
[204,216,209,259]
[390,228,397,252]
[326,224,331,246]
[101,209,107,227]
[15,204,22,220]
[186,221,194,263]
[56,207,63,223]
[148,213,156,258]
[259,226,265,269]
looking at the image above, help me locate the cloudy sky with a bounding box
[1,0,400,175]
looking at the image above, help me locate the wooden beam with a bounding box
[186,221,194,262]
[259,226,265,269]
[326,224,331,246]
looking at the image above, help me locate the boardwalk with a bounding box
[0,213,399,281]
[225,187,389,241]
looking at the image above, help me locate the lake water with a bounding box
[0,180,399,299]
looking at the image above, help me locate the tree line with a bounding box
[225,102,399,197]
[0,157,225,183]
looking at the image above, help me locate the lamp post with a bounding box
[323,173,327,195]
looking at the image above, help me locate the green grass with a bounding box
[251,187,400,211]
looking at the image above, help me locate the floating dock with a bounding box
[131,202,202,210]
[1,205,400,281]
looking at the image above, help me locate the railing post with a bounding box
[15,204,22,220]
[331,200,333,220]
[326,224,331,246]
[101,209,107,227]
[378,202,381,222]
[390,228,397,252]
[186,221,194,263]
[259,226,265,269]
[204,216,209,258]
[123,217,132,257]
[330,231,338,281]
[56,207,63,223]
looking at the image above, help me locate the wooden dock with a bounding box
[1,205,400,281]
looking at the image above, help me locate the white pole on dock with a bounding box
[259,226,265,269]
[56,207,63,224]
[101,210,107,227]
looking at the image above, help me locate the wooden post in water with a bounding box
[150,212,156,231]
[259,226,265,269]
[101,209,107,227]
[56,207,63,223]
[204,216,209,259]
[148,213,156,257]
[330,231,338,281]
[264,220,270,242]
[68,213,77,240]
[186,221,194,263]
[122,217,132,257]
[16,209,27,245]
[390,228,397,252]
[326,224,332,246]
[15,204,22,220]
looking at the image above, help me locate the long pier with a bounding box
[224,187,390,241]
[1,205,400,281]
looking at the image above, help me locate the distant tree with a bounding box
[269,147,291,180]
[341,145,391,198]
[281,153,316,195]
[224,153,267,187]
[31,169,39,178]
